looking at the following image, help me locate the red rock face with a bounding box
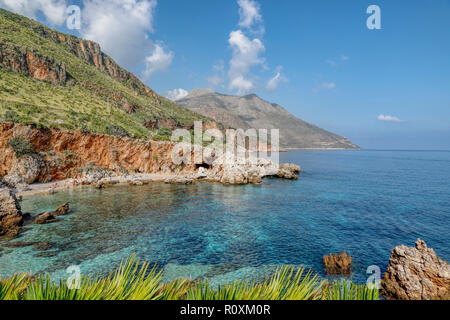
[0,123,196,183]
[0,44,67,85]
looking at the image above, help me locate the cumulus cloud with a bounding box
[378,114,405,122]
[237,0,262,29]
[228,29,265,95]
[0,0,67,25]
[265,67,287,92]
[81,0,158,67]
[165,88,189,101]
[143,43,174,78]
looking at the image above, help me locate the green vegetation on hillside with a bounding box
[0,9,213,140]
[0,255,379,301]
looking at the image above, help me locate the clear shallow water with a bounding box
[0,150,449,285]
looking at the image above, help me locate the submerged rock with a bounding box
[323,251,352,275]
[34,242,53,251]
[0,188,24,238]
[164,176,194,185]
[4,241,36,248]
[381,239,450,300]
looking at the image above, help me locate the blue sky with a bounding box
[1,0,449,149]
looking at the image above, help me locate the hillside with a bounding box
[178,89,359,149]
[0,9,214,140]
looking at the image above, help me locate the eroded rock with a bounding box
[381,239,450,300]
[4,156,42,186]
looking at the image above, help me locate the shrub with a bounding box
[157,128,172,137]
[3,110,19,122]
[7,137,37,158]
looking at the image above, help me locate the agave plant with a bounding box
[323,279,379,300]
[0,274,29,300]
[187,266,323,300]
[0,256,380,301]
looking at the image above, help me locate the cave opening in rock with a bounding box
[196,163,211,170]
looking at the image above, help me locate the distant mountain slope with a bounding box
[0,9,214,139]
[177,89,359,149]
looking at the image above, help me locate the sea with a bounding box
[1,150,449,285]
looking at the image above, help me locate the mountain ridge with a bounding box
[178,89,359,150]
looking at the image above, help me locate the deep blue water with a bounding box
[0,150,449,285]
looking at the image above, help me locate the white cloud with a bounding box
[165,88,189,101]
[81,0,158,67]
[144,43,174,78]
[237,0,262,29]
[228,30,265,95]
[378,114,405,123]
[265,67,287,92]
[0,0,67,25]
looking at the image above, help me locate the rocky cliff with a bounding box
[0,123,196,184]
[0,123,300,189]
[0,44,67,85]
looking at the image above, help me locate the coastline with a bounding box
[16,173,184,197]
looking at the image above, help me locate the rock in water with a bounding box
[323,251,352,275]
[0,188,23,238]
[381,239,450,300]
[54,203,70,216]
[34,212,58,225]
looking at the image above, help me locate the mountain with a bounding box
[177,89,359,149]
[0,9,214,140]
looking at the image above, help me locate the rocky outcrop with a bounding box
[0,188,23,238]
[277,163,301,180]
[203,153,301,185]
[0,44,67,85]
[4,155,42,186]
[381,239,450,300]
[323,251,352,276]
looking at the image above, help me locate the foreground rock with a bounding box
[381,239,450,300]
[0,188,23,238]
[323,251,352,275]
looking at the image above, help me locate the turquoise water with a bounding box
[0,150,449,285]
